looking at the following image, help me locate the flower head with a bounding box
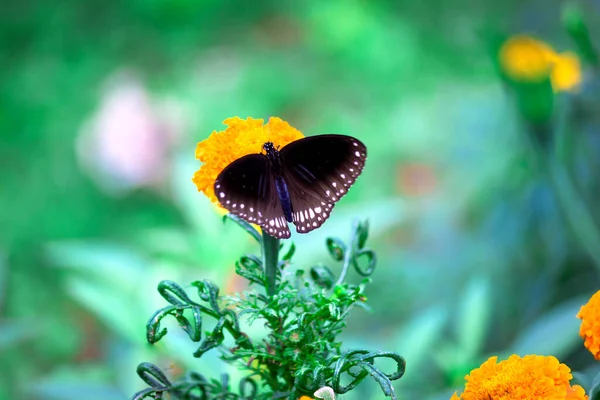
[451,354,587,400]
[500,35,556,82]
[577,289,600,359]
[192,117,304,202]
[499,35,582,93]
[551,52,582,92]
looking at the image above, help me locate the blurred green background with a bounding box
[2,0,600,399]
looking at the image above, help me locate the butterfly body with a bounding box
[263,142,294,223]
[215,134,367,239]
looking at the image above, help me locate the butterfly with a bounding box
[214,134,367,239]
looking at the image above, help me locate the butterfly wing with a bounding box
[280,134,367,233]
[214,154,291,239]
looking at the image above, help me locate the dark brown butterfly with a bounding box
[214,135,367,238]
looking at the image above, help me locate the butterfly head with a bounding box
[263,141,276,153]
[263,141,281,159]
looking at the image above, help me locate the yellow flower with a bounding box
[192,117,304,203]
[451,354,588,400]
[577,289,600,359]
[298,397,313,400]
[499,35,581,92]
[551,52,582,92]
[500,35,556,81]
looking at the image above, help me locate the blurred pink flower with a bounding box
[77,72,185,194]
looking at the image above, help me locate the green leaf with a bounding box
[392,305,448,372]
[456,276,491,358]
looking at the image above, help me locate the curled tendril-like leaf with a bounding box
[326,238,346,261]
[239,377,258,400]
[352,248,377,277]
[158,280,196,306]
[310,264,336,289]
[356,220,369,249]
[224,213,262,243]
[236,254,264,285]
[221,308,241,331]
[131,362,172,400]
[331,349,406,399]
[172,373,211,400]
[192,280,221,312]
[193,317,227,357]
[147,281,203,344]
[330,219,378,286]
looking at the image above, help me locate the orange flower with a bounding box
[499,35,582,93]
[192,117,304,203]
[577,290,600,359]
[451,355,587,400]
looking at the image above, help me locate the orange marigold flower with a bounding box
[451,354,588,400]
[298,397,313,400]
[499,35,582,93]
[192,117,304,203]
[577,289,600,359]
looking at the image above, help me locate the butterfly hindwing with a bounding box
[281,169,335,234]
[214,154,291,238]
[280,134,367,233]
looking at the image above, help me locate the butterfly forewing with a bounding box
[280,135,367,233]
[214,154,291,238]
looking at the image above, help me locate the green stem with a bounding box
[262,233,280,297]
[336,220,359,287]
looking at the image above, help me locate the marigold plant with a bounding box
[450,354,587,400]
[132,117,406,400]
[577,290,600,360]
